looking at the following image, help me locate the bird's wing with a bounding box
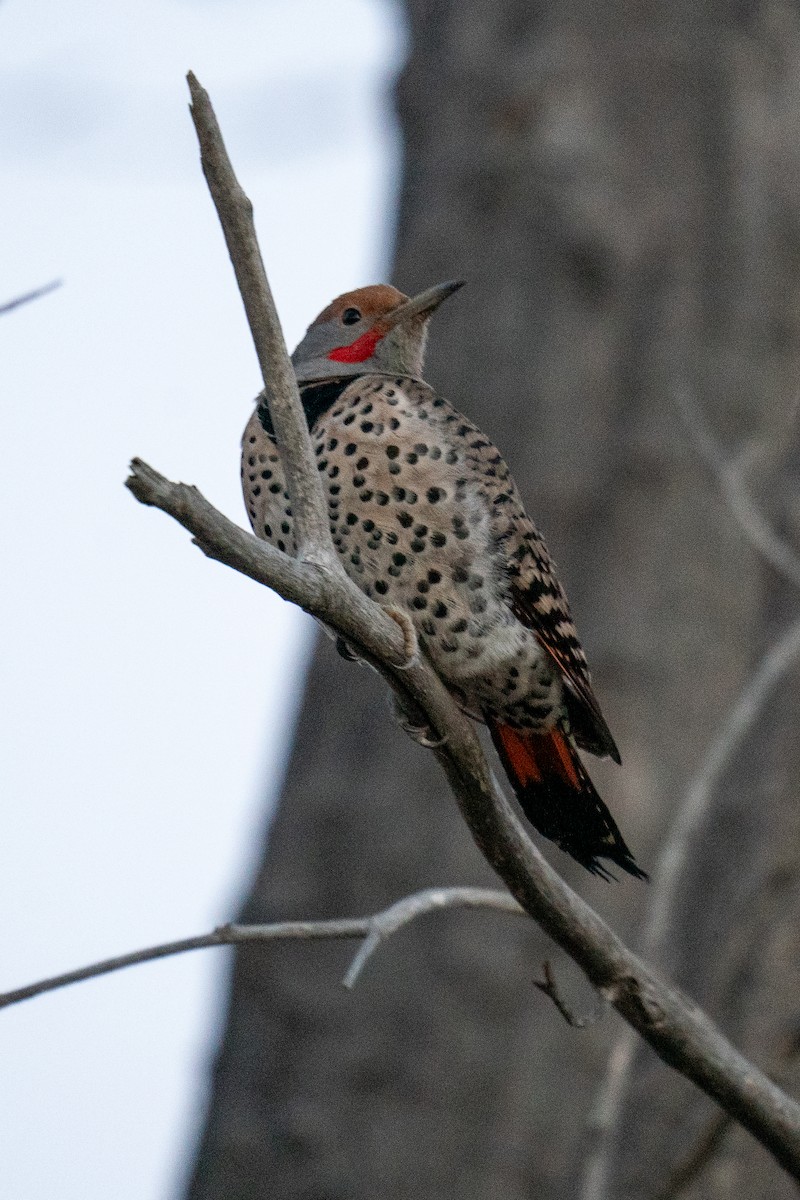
[506,542,620,763]
[455,419,621,763]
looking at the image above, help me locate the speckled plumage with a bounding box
[241,285,644,880]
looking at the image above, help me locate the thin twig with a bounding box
[342,887,524,988]
[646,614,800,957]
[533,961,607,1029]
[0,889,521,1010]
[675,383,800,593]
[125,74,800,1184]
[0,279,61,316]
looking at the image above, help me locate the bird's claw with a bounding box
[335,636,364,664]
[390,696,446,748]
[382,606,419,670]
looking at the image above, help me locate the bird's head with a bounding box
[291,280,465,384]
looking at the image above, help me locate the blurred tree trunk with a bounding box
[185,3,800,1198]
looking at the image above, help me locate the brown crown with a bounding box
[309,284,408,328]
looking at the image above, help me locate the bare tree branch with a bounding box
[0,888,522,1010]
[654,1026,800,1200]
[654,1111,731,1200]
[533,961,607,1030]
[187,71,334,564]
[120,73,800,1184]
[645,615,800,958]
[675,383,800,593]
[128,455,800,1179]
[342,887,523,988]
[578,434,800,1200]
[0,279,61,316]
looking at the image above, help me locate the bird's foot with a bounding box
[382,606,419,670]
[390,696,446,749]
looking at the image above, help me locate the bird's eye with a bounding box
[341,307,362,326]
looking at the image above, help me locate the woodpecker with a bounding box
[241,282,645,881]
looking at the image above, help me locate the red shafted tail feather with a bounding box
[488,721,646,882]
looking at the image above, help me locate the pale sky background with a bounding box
[1,1,401,1195]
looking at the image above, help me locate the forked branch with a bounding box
[0,888,523,1009]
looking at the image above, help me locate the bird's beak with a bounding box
[382,279,465,329]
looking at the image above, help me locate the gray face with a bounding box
[291,309,427,383]
[291,280,464,384]
[291,306,373,374]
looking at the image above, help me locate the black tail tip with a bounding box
[581,849,649,884]
[541,810,648,883]
[556,824,648,882]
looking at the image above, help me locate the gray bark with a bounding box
[185,3,800,1197]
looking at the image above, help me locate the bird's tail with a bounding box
[487,720,646,881]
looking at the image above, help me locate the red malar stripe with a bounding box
[328,328,384,363]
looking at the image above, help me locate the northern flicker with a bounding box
[242,281,645,881]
